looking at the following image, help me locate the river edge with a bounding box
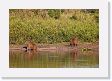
[9,42,99,52]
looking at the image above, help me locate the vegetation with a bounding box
[9,9,99,44]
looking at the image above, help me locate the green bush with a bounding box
[9,9,99,44]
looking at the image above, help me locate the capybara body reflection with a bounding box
[23,40,37,50]
[70,37,78,46]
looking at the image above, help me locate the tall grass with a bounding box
[9,9,99,44]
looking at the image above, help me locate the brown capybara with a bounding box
[23,40,37,50]
[70,37,78,46]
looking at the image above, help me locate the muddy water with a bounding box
[9,48,99,68]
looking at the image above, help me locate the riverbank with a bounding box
[9,42,99,52]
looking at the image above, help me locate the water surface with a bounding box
[9,48,99,68]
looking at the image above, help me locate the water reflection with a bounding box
[24,50,38,60]
[9,49,99,68]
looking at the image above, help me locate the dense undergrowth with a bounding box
[9,9,99,44]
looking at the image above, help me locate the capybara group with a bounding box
[70,37,78,46]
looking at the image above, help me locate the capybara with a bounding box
[70,37,78,46]
[23,40,37,50]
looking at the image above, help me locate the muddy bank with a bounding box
[9,42,99,52]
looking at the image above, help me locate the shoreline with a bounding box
[9,42,99,52]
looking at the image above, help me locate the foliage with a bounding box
[9,9,99,44]
[48,9,62,19]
